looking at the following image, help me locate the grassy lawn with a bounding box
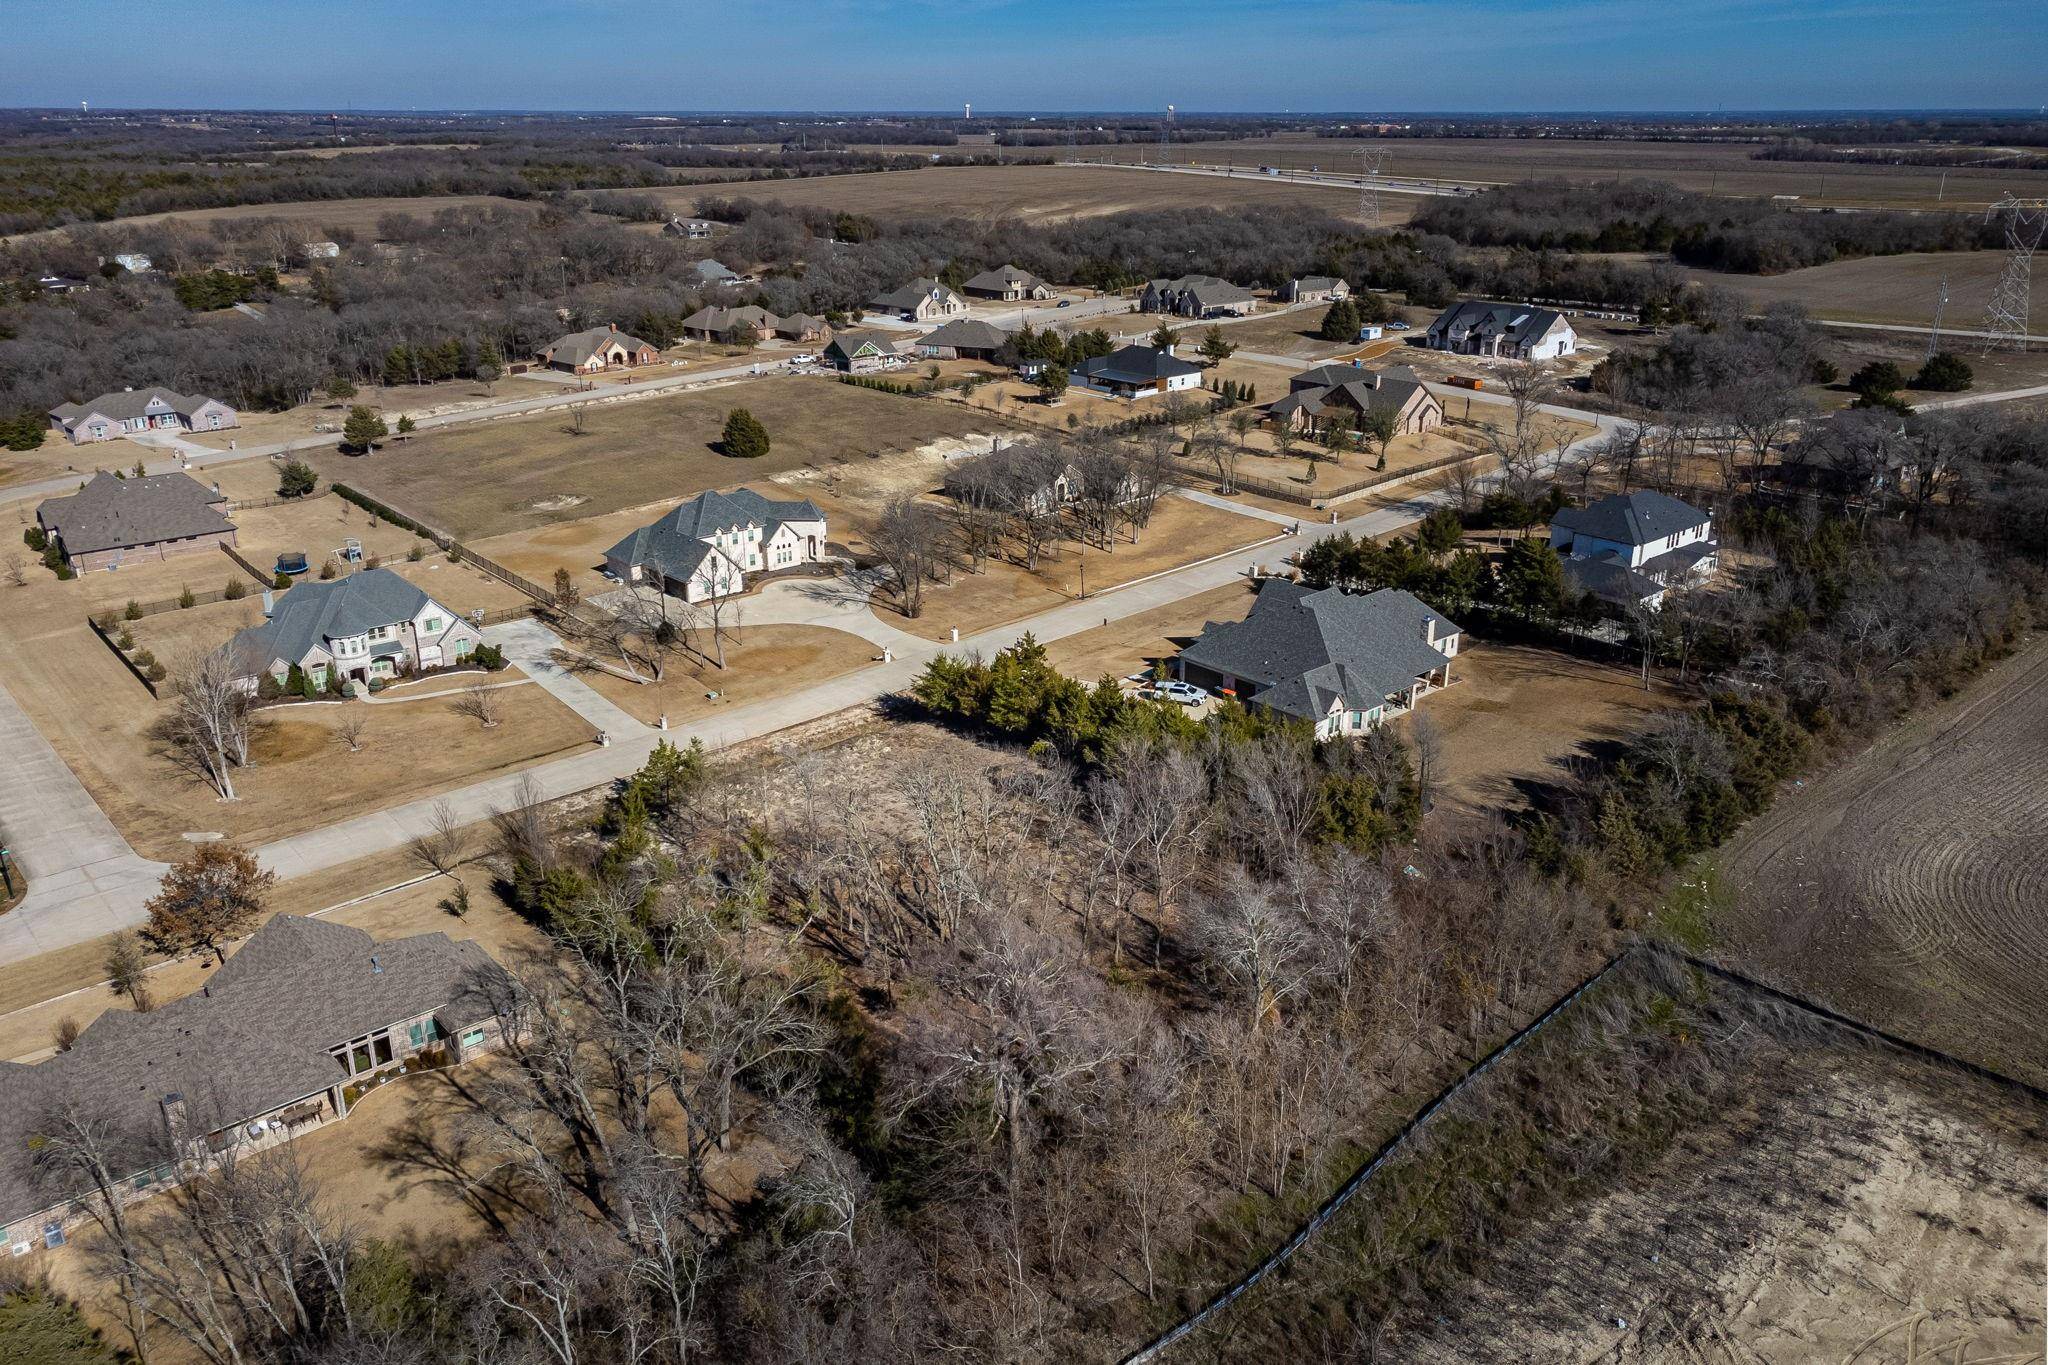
[574,623,881,726]
[875,494,1279,641]
[305,377,1029,542]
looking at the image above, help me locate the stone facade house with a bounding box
[36,471,238,573]
[681,304,780,343]
[824,329,910,373]
[663,218,715,239]
[1268,363,1444,437]
[1140,274,1258,318]
[867,278,968,322]
[776,313,830,343]
[1423,301,1578,361]
[0,916,510,1257]
[48,386,240,445]
[538,324,660,373]
[1284,275,1350,304]
[604,488,828,603]
[1176,581,1461,740]
[219,568,482,691]
[963,264,1054,301]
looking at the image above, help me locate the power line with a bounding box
[1982,194,2048,353]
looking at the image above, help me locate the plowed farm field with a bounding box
[1713,639,2048,1086]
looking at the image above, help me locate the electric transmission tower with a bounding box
[1981,194,2048,352]
[1924,275,1949,362]
[1161,105,1175,165]
[1355,146,1388,226]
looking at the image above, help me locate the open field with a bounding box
[0,574,592,862]
[1044,579,1258,682]
[675,163,1385,224]
[1408,642,1679,815]
[575,623,880,727]
[1403,1026,2048,1364]
[1081,136,2048,211]
[2,193,540,244]
[1675,249,2010,327]
[307,377,1027,541]
[1713,638,2048,1088]
[873,493,1281,641]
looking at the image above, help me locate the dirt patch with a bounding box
[1403,1035,2048,1364]
[248,719,330,764]
[1713,638,2048,1087]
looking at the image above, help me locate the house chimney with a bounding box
[261,588,275,617]
[370,954,383,975]
[608,321,616,332]
[1163,342,1175,358]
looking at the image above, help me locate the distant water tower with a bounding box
[964,102,971,120]
[80,100,89,115]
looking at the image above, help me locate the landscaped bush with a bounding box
[407,541,426,562]
[23,526,47,552]
[145,661,168,683]
[116,628,134,650]
[130,648,156,669]
[177,585,195,609]
[224,578,247,601]
[123,600,142,621]
[273,571,292,590]
[470,643,507,671]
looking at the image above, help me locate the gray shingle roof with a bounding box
[1426,300,1569,350]
[1073,344,1202,386]
[825,329,904,363]
[1551,490,1711,547]
[37,471,234,556]
[605,489,825,582]
[683,304,779,334]
[964,264,1046,292]
[919,318,1012,352]
[223,568,442,671]
[1147,274,1257,307]
[691,259,741,284]
[49,386,221,425]
[0,916,504,1233]
[868,278,963,312]
[1561,556,1666,607]
[1179,581,1458,722]
[1293,275,1344,291]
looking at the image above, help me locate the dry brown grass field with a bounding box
[305,377,1030,542]
[672,163,1385,223]
[574,623,880,727]
[1082,136,2048,211]
[1713,638,2048,1088]
[1042,579,1258,682]
[0,567,590,862]
[1675,249,2009,326]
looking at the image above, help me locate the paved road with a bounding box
[1056,159,1482,200]
[1816,319,2048,344]
[0,677,166,962]
[1912,383,2048,411]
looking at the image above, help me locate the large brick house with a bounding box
[604,488,828,602]
[867,278,969,323]
[0,915,511,1257]
[538,324,660,373]
[1268,363,1444,437]
[220,568,482,691]
[36,471,238,573]
[48,386,239,445]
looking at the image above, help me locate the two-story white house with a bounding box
[603,489,828,603]
[1550,489,1718,610]
[219,569,482,691]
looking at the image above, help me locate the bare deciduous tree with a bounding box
[408,799,467,879]
[452,681,503,729]
[870,497,951,619]
[158,649,254,800]
[333,709,367,754]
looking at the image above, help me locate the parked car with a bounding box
[1147,680,1206,706]
[1057,299,1072,308]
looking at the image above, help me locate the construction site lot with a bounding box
[1711,637,2048,1090]
[1076,135,2048,212]
[676,163,1385,224]
[572,623,881,728]
[1392,1015,2048,1365]
[306,376,1032,543]
[0,576,592,863]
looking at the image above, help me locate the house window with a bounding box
[425,1019,442,1041]
[460,1029,486,1048]
[423,618,441,634]
[408,1022,424,1048]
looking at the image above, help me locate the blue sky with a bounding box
[8,0,2044,113]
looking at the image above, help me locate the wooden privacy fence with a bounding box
[1219,445,1494,508]
[329,482,588,622]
